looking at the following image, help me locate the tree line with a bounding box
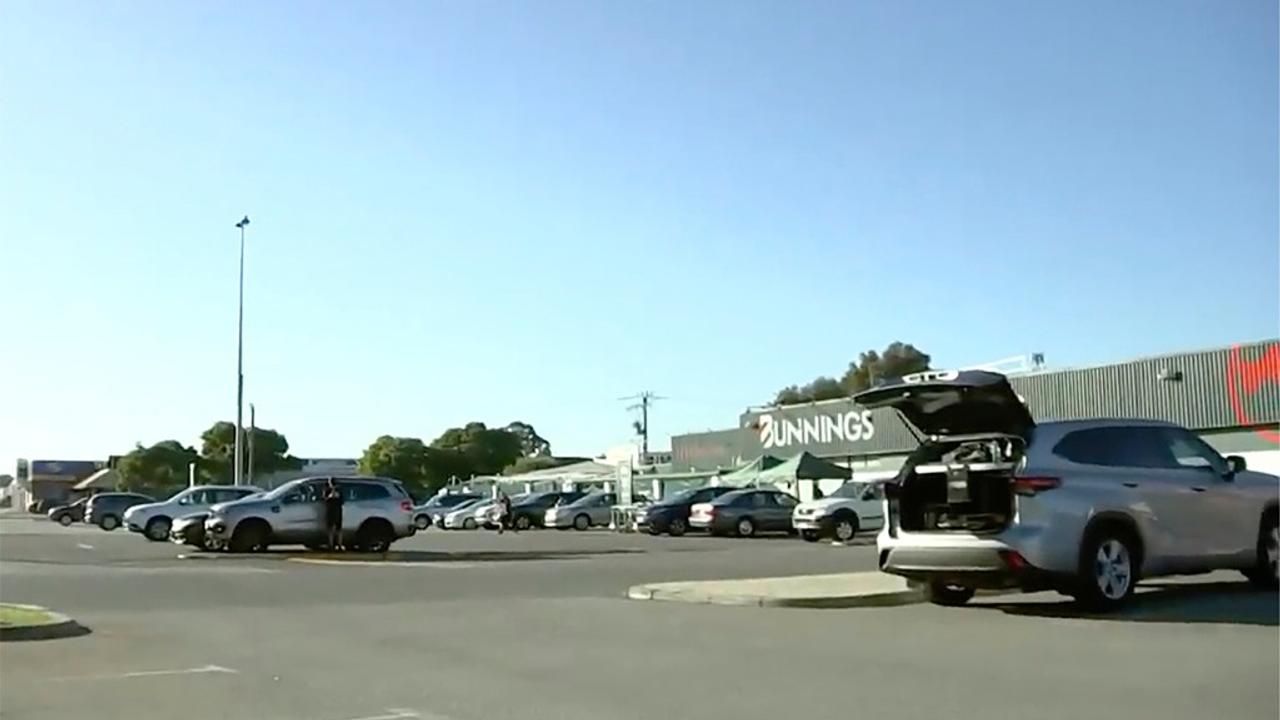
[114,419,559,498]
[772,341,931,405]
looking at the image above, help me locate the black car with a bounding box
[47,497,89,526]
[639,486,736,536]
[509,490,587,530]
[688,488,799,537]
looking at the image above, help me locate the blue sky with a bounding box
[2,0,1276,471]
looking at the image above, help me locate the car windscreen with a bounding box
[830,482,868,499]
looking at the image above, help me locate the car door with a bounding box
[275,480,325,541]
[1158,427,1256,564]
[769,492,799,531]
[1111,427,1205,571]
[857,484,886,530]
[751,492,782,531]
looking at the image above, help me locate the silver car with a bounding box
[204,476,415,552]
[544,491,618,530]
[858,370,1280,611]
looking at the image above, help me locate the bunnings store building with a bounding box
[670,340,1280,501]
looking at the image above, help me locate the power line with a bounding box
[619,391,665,457]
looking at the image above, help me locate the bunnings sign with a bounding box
[755,409,875,450]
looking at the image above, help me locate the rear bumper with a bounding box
[879,543,1069,591]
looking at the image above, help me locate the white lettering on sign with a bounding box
[757,410,875,450]
[901,370,959,384]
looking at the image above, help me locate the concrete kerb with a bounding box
[0,604,88,642]
[626,572,927,609]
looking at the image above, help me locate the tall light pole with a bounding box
[233,216,250,486]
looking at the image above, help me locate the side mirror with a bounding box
[1226,455,1247,476]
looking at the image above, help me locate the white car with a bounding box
[442,498,490,529]
[124,485,263,541]
[792,481,886,543]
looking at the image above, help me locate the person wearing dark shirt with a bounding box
[323,479,345,551]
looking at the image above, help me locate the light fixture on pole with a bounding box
[234,215,250,485]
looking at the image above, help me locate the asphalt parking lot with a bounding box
[1,514,1277,720]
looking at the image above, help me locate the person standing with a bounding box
[323,478,345,551]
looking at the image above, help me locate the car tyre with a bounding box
[800,529,820,543]
[514,514,532,531]
[1074,527,1139,611]
[924,582,975,606]
[832,513,859,543]
[667,517,688,537]
[414,514,431,531]
[99,514,119,531]
[573,514,591,531]
[145,517,171,542]
[356,521,394,553]
[58,514,74,527]
[1243,509,1279,590]
[229,520,269,553]
[462,517,477,530]
[735,517,756,538]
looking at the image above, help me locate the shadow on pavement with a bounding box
[250,548,647,563]
[980,581,1278,627]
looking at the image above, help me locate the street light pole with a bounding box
[234,216,250,486]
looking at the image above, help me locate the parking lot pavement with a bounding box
[2,519,1277,720]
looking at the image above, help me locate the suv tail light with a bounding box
[1012,475,1060,496]
[400,500,413,511]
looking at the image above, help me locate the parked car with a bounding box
[639,486,736,536]
[509,491,587,530]
[47,497,89,526]
[792,481,885,543]
[170,492,267,550]
[413,493,483,530]
[170,512,211,549]
[857,369,1280,611]
[85,492,155,531]
[204,476,415,552]
[125,485,263,541]
[545,491,622,530]
[443,498,492,530]
[689,488,799,537]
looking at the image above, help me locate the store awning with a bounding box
[72,468,120,492]
[717,454,785,487]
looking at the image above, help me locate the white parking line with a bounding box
[39,664,237,682]
[340,710,419,720]
[76,543,94,550]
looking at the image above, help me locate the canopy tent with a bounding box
[717,454,785,487]
[751,452,850,487]
[72,468,121,492]
[500,459,618,485]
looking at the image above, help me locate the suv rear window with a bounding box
[1052,427,1178,468]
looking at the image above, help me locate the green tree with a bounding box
[772,342,931,405]
[117,440,199,496]
[504,421,552,457]
[198,421,301,483]
[431,422,523,477]
[839,342,931,393]
[357,435,474,496]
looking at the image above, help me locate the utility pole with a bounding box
[620,391,665,458]
[233,215,250,485]
[247,403,256,487]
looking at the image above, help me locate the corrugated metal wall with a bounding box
[672,340,1279,471]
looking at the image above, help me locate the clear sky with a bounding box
[2,0,1276,471]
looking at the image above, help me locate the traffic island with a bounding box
[627,571,926,609]
[0,603,89,641]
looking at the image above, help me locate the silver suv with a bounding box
[204,476,415,552]
[858,370,1280,611]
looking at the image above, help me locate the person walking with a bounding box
[496,491,512,535]
[323,478,345,551]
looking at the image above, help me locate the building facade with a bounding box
[672,340,1280,487]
